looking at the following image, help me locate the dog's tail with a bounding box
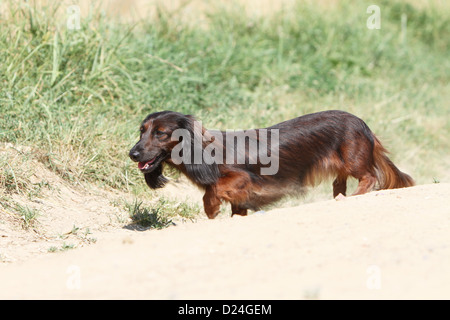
[372,137,415,190]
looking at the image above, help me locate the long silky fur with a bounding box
[144,163,168,189]
[132,110,414,219]
[179,115,221,187]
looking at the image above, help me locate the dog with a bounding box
[129,110,414,219]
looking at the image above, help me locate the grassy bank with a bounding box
[1,0,449,207]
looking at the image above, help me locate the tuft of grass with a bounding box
[14,203,40,230]
[0,197,40,230]
[125,199,172,229]
[61,243,75,251]
[125,197,201,229]
[0,148,34,195]
[48,246,58,253]
[0,144,52,199]
[48,243,76,253]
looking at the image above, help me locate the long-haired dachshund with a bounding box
[129,110,414,219]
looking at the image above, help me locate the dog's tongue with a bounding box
[138,158,156,170]
[138,162,146,170]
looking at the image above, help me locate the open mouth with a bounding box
[138,157,157,171]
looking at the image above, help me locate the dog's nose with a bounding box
[129,150,140,162]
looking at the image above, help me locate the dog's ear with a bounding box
[184,162,221,186]
[182,116,221,186]
[144,163,168,189]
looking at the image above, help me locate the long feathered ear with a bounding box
[144,163,168,189]
[182,116,221,186]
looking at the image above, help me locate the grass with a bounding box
[3,202,40,230]
[125,197,201,228]
[126,199,173,229]
[0,0,449,221]
[0,144,52,198]
[16,204,39,229]
[48,242,76,253]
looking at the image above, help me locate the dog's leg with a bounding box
[341,142,377,196]
[231,204,248,217]
[203,186,221,219]
[332,174,347,197]
[352,174,377,195]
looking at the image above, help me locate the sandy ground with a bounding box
[0,182,449,299]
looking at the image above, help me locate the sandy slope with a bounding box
[0,183,449,299]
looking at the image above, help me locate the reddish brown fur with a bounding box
[129,110,415,219]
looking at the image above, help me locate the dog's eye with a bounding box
[155,130,166,137]
[140,127,145,134]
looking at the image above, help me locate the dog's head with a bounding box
[129,111,220,189]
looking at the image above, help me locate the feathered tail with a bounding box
[372,137,415,190]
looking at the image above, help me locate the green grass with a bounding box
[48,243,76,253]
[0,1,449,216]
[11,202,40,230]
[125,197,201,228]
